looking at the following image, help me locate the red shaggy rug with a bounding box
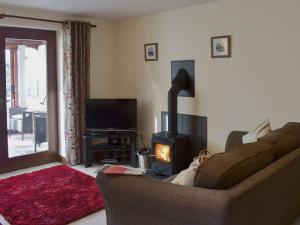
[0,165,105,225]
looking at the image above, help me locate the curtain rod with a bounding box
[0,13,97,28]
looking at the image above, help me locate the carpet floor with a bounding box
[0,165,105,225]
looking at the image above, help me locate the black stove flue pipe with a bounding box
[168,69,188,135]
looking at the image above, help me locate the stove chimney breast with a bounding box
[168,69,188,135]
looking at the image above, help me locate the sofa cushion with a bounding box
[194,142,274,190]
[171,160,200,186]
[225,131,248,152]
[242,119,272,144]
[259,122,300,160]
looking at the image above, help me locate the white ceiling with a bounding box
[0,0,218,20]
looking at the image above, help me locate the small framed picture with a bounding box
[144,43,158,61]
[211,35,231,58]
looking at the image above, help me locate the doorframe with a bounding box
[0,26,59,173]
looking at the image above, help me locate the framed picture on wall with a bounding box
[211,35,231,58]
[144,43,158,61]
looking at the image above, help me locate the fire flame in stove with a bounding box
[154,143,171,163]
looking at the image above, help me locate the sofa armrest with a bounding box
[96,173,231,225]
[225,131,248,152]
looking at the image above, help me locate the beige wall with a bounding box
[2,0,300,155]
[0,5,118,156]
[89,18,118,98]
[0,5,119,97]
[116,0,300,152]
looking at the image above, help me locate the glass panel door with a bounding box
[0,27,58,173]
[6,38,48,158]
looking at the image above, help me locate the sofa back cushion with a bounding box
[225,131,248,152]
[194,142,274,190]
[259,122,300,160]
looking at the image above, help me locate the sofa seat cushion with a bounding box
[194,142,274,190]
[259,122,300,160]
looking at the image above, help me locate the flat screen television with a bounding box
[85,99,137,131]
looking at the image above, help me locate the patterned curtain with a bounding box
[63,21,91,165]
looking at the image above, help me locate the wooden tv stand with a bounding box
[83,130,138,168]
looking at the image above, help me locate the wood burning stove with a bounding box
[151,61,194,176]
[152,132,190,176]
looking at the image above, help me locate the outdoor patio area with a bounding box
[8,133,48,158]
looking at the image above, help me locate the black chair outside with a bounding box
[9,107,33,140]
[33,112,47,152]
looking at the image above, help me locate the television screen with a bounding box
[85,99,137,131]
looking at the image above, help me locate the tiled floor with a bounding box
[0,162,107,225]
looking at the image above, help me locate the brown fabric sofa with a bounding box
[96,122,300,225]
